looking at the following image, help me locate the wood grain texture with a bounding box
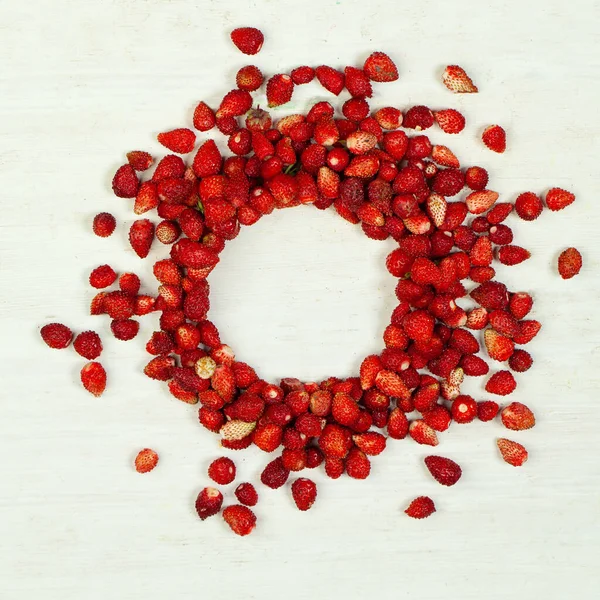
[1,1,599,598]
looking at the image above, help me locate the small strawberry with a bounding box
[515,192,543,221]
[344,154,379,178]
[111,319,139,341]
[266,74,294,107]
[220,420,256,441]
[236,65,263,91]
[451,395,477,423]
[431,145,459,168]
[346,131,377,155]
[484,329,515,362]
[291,66,315,84]
[374,107,402,130]
[477,400,500,422]
[193,101,216,131]
[222,504,257,536]
[332,392,360,426]
[318,424,353,458]
[471,281,509,310]
[143,355,175,381]
[235,483,258,507]
[230,27,264,55]
[112,164,139,198]
[434,109,466,134]
[89,265,117,289]
[152,154,185,182]
[558,247,582,279]
[485,370,517,396]
[513,320,541,345]
[466,190,499,214]
[498,245,531,266]
[135,448,158,473]
[545,187,575,211]
[405,496,436,519]
[157,128,196,154]
[344,66,372,97]
[501,402,535,431]
[132,181,158,215]
[465,166,489,191]
[359,354,382,390]
[216,89,252,119]
[482,125,506,153]
[424,455,462,486]
[80,361,106,397]
[92,212,116,237]
[403,105,434,130]
[128,219,154,259]
[126,150,154,171]
[345,448,371,479]
[315,65,345,95]
[387,408,409,439]
[195,487,223,519]
[363,51,399,82]
[253,423,283,452]
[208,457,236,485]
[40,323,73,349]
[260,457,290,489]
[90,292,107,315]
[508,349,533,372]
[431,168,465,197]
[470,236,493,266]
[375,369,410,399]
[442,65,478,93]
[353,432,386,456]
[291,478,317,511]
[497,438,528,467]
[73,331,102,359]
[409,420,439,446]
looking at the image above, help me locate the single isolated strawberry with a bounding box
[501,402,535,431]
[135,448,159,473]
[222,505,257,536]
[208,457,236,485]
[92,212,116,237]
[234,482,258,507]
[424,456,462,486]
[442,65,478,93]
[157,128,196,154]
[40,323,73,349]
[482,125,506,153]
[73,331,102,359]
[477,400,500,422]
[405,496,436,519]
[515,192,543,221]
[230,27,264,55]
[80,361,107,397]
[558,247,582,279]
[195,487,223,519]
[545,187,575,211]
[89,264,117,289]
[498,245,531,266]
[291,478,317,511]
[363,51,399,82]
[497,438,528,467]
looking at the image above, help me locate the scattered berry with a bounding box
[558,247,582,279]
[40,323,73,349]
[135,448,159,473]
[405,496,436,519]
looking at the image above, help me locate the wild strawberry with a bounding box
[375,369,410,399]
[431,168,465,196]
[344,154,380,178]
[488,224,513,246]
[291,478,317,510]
[234,482,258,507]
[346,131,377,155]
[331,392,359,426]
[471,281,509,310]
[155,220,180,244]
[431,145,459,168]
[451,395,477,423]
[513,320,541,345]
[80,361,106,397]
[126,150,153,171]
[558,247,582,279]
[253,423,283,452]
[477,400,499,421]
[353,432,386,456]
[291,65,314,84]
[363,51,398,82]
[236,65,263,91]
[345,448,371,479]
[374,107,402,130]
[546,187,575,211]
[315,65,345,95]
[157,128,196,154]
[509,349,533,372]
[222,504,257,536]
[424,455,462,486]
[208,457,236,485]
[344,66,372,97]
[488,310,519,338]
[498,245,531,266]
[152,154,185,182]
[260,457,290,489]
[359,355,383,390]
[40,323,73,349]
[422,405,451,432]
[497,438,528,467]
[92,212,116,237]
[112,164,139,198]
[434,109,466,134]
[403,105,434,130]
[73,331,102,359]
[220,420,256,442]
[134,448,158,473]
[482,125,506,153]
[192,101,216,131]
[195,487,223,520]
[442,65,478,93]
[144,355,175,381]
[230,26,263,55]
[129,219,154,259]
[266,74,294,107]
[193,139,223,178]
[386,407,408,438]
[88,265,117,289]
[318,423,352,458]
[469,236,493,266]
[509,292,533,320]
[409,420,439,446]
[405,496,436,519]
[513,191,542,221]
[485,370,516,396]
[501,402,535,431]
[484,329,515,362]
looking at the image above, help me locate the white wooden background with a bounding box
[1,0,599,598]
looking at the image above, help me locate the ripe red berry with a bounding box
[230,27,264,55]
[135,448,159,473]
[40,323,73,349]
[73,331,102,359]
[235,482,258,507]
[222,505,257,536]
[92,212,116,237]
[405,496,436,519]
[195,487,223,519]
[291,478,317,511]
[208,457,236,485]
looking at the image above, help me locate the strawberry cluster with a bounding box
[40,26,582,534]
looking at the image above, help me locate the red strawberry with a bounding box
[353,432,386,456]
[363,51,398,82]
[485,370,516,396]
[208,457,236,485]
[266,74,294,107]
[193,141,223,180]
[126,150,153,171]
[442,65,478,93]
[195,487,223,520]
[515,192,543,221]
[498,245,531,266]
[318,424,352,458]
[129,219,154,258]
[152,154,185,182]
[211,364,236,402]
[482,125,506,153]
[424,455,462,486]
[253,423,283,452]
[315,65,345,95]
[291,66,315,84]
[193,101,216,131]
[222,505,257,536]
[344,66,372,98]
[89,265,117,289]
[488,310,519,338]
[234,483,258,507]
[134,448,159,473]
[403,106,434,130]
[513,320,541,345]
[431,145,459,168]
[291,478,317,511]
[509,292,533,319]
[465,166,489,191]
[545,187,575,211]
[346,131,377,155]
[360,354,382,389]
[501,402,535,431]
[144,356,175,381]
[409,420,439,446]
[477,400,500,422]
[112,164,139,198]
[344,154,379,178]
[484,329,515,362]
[260,457,290,489]
[230,27,264,55]
[73,331,102,359]
[236,65,263,91]
[374,107,402,130]
[405,496,436,519]
[425,193,447,228]
[508,349,533,372]
[497,438,528,467]
[103,291,135,319]
[434,109,466,134]
[132,182,158,215]
[217,89,252,119]
[422,405,451,432]
[451,395,477,423]
[157,128,196,154]
[375,370,410,399]
[471,281,509,310]
[470,236,493,266]
[171,239,219,269]
[558,247,582,279]
[40,323,73,349]
[80,361,106,396]
[111,319,139,341]
[466,190,499,215]
[92,212,116,237]
[431,168,465,197]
